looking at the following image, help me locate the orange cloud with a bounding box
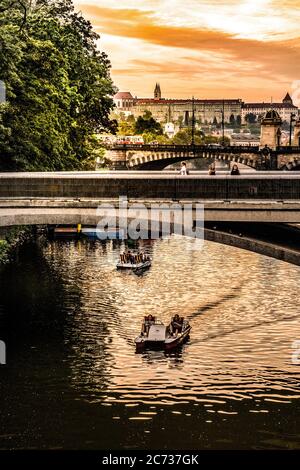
[76,4,300,100]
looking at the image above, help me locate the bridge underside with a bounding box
[1,202,300,266]
[2,200,300,226]
[132,157,195,170]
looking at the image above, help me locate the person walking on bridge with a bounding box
[230,164,240,175]
[180,162,188,175]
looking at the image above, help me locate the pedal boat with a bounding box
[116,258,151,271]
[135,319,191,352]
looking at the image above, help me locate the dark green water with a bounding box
[0,235,300,449]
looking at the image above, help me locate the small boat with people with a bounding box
[117,251,151,271]
[135,314,191,352]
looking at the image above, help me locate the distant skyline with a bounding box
[74,0,300,101]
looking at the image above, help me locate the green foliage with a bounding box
[245,113,257,124]
[135,112,163,135]
[229,114,235,125]
[142,132,170,144]
[0,239,9,264]
[0,0,116,171]
[171,128,230,146]
[171,128,203,145]
[0,225,32,265]
[117,115,136,135]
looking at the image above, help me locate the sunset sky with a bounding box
[74,0,300,101]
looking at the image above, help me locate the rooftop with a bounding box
[114,92,134,100]
[136,98,242,104]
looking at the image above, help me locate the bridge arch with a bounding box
[128,151,258,170]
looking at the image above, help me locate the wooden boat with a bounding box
[117,253,151,271]
[117,260,151,271]
[135,318,191,352]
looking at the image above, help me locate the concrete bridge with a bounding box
[1,172,300,226]
[106,144,300,170]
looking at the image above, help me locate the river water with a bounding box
[0,235,299,449]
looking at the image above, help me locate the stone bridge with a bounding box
[106,144,300,171]
[1,172,300,226]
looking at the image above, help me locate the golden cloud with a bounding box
[76,4,300,99]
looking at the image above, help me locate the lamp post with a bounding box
[289,112,296,146]
[216,100,225,146]
[221,99,225,146]
[191,96,195,147]
[190,96,196,159]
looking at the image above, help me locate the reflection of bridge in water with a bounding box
[106,144,300,171]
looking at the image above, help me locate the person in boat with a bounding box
[170,314,183,335]
[127,250,134,264]
[142,314,156,335]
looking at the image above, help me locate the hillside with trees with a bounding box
[0,0,116,171]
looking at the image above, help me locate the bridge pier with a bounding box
[105,149,128,170]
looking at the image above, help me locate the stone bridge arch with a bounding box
[127,149,258,170]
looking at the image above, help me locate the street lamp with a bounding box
[289,112,296,146]
[191,96,196,147]
[216,100,225,146]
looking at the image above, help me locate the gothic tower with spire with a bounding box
[154,83,161,100]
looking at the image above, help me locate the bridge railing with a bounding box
[107,144,260,154]
[277,146,300,153]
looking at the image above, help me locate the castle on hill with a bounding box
[113,85,298,126]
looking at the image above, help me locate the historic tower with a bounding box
[293,117,300,146]
[154,83,161,100]
[282,92,293,105]
[260,110,282,150]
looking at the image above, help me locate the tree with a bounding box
[117,115,136,135]
[0,0,116,171]
[245,113,257,124]
[229,114,235,126]
[172,128,203,145]
[142,132,169,144]
[135,112,163,135]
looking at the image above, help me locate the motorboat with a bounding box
[135,317,191,352]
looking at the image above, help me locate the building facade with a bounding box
[114,85,242,125]
[241,93,298,124]
[113,86,299,127]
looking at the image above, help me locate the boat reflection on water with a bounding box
[139,343,188,363]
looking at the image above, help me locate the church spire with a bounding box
[154,83,161,100]
[283,92,293,104]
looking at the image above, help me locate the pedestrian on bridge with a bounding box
[180,162,188,175]
[208,164,216,175]
[231,164,240,175]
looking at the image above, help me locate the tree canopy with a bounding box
[0,0,116,171]
[134,111,163,135]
